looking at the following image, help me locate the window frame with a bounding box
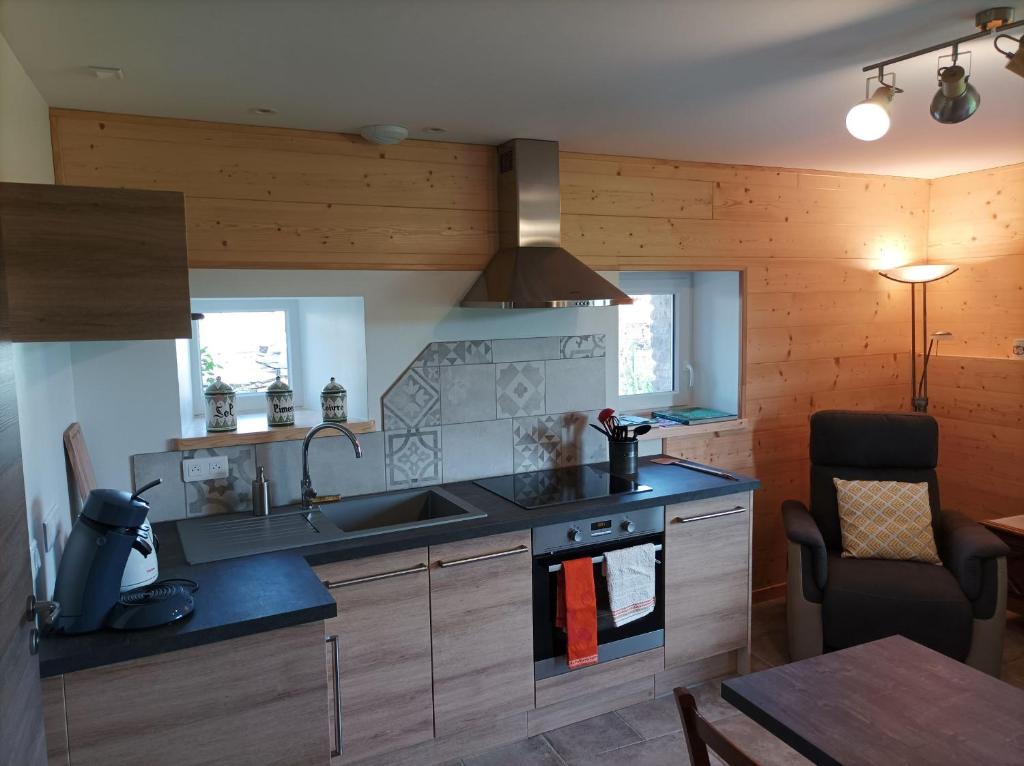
[189,298,304,416]
[616,272,694,412]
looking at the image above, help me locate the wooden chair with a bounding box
[674,687,759,766]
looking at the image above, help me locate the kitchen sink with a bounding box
[177,487,486,564]
[316,487,486,538]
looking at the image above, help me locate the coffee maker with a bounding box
[52,479,195,634]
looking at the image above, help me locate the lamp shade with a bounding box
[930,65,980,123]
[879,263,959,283]
[846,86,894,141]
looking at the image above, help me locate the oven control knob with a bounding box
[567,527,583,543]
[621,519,636,533]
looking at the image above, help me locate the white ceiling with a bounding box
[2,0,1022,178]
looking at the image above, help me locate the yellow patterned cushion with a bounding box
[833,479,941,564]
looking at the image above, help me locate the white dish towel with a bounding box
[603,543,657,627]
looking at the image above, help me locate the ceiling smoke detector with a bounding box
[359,124,409,145]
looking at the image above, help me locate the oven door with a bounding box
[533,532,665,680]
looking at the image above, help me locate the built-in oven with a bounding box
[532,507,664,680]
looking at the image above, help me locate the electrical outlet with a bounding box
[207,456,229,479]
[1013,339,1024,358]
[182,458,206,482]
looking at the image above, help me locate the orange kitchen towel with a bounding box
[556,557,599,670]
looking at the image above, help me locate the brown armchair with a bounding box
[783,411,1009,676]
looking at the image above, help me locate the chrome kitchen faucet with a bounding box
[300,422,362,511]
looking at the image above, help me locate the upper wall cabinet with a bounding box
[0,182,191,342]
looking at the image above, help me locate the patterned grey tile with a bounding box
[569,731,688,766]
[544,712,641,761]
[558,410,609,467]
[492,337,561,364]
[560,334,606,359]
[385,427,442,489]
[442,420,513,482]
[613,695,683,741]
[713,713,812,764]
[382,365,441,430]
[182,445,256,516]
[428,340,493,366]
[545,357,607,414]
[496,362,545,418]
[463,736,563,766]
[256,432,385,507]
[441,364,497,424]
[131,451,187,523]
[512,415,563,472]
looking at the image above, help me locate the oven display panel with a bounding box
[590,519,612,535]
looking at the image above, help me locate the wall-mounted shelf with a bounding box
[174,410,376,451]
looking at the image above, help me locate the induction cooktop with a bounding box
[475,465,652,510]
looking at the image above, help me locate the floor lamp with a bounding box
[879,263,959,413]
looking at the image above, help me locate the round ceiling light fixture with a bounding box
[846,83,897,141]
[359,124,409,145]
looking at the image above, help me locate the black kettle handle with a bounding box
[131,478,163,502]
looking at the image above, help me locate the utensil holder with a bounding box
[609,439,639,477]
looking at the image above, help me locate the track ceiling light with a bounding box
[846,6,1023,141]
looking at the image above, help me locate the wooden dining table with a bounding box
[721,635,1024,766]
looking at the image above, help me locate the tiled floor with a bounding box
[455,601,1024,766]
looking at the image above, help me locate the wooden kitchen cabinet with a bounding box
[429,530,535,736]
[664,493,752,668]
[0,182,191,341]
[58,621,329,766]
[313,548,434,763]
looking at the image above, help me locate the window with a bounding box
[616,273,693,409]
[190,299,302,413]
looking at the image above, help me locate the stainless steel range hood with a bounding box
[461,139,631,309]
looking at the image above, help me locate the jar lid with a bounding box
[204,376,234,395]
[267,375,292,393]
[322,376,346,394]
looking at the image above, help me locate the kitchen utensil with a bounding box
[632,424,652,438]
[589,423,611,438]
[650,456,739,482]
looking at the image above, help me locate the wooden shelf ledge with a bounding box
[173,410,376,451]
[634,417,748,441]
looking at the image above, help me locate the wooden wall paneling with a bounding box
[926,164,1023,524]
[49,108,937,591]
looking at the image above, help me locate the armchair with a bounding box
[784,410,1009,676]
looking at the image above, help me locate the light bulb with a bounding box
[846,85,895,141]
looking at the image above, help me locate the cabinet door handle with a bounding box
[326,634,342,758]
[322,563,428,589]
[436,544,530,568]
[671,506,747,524]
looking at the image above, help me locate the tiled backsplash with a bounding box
[131,335,608,521]
[383,335,608,489]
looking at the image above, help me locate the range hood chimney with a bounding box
[461,139,631,309]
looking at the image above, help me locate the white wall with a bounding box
[298,297,368,421]
[69,341,181,490]
[191,270,618,424]
[692,271,741,414]
[2,31,80,596]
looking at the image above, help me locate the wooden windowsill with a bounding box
[173,410,376,451]
[630,415,748,441]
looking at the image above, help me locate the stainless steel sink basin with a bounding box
[316,487,486,539]
[177,487,486,563]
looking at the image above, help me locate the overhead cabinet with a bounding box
[0,182,191,341]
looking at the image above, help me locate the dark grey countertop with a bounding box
[39,457,758,677]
